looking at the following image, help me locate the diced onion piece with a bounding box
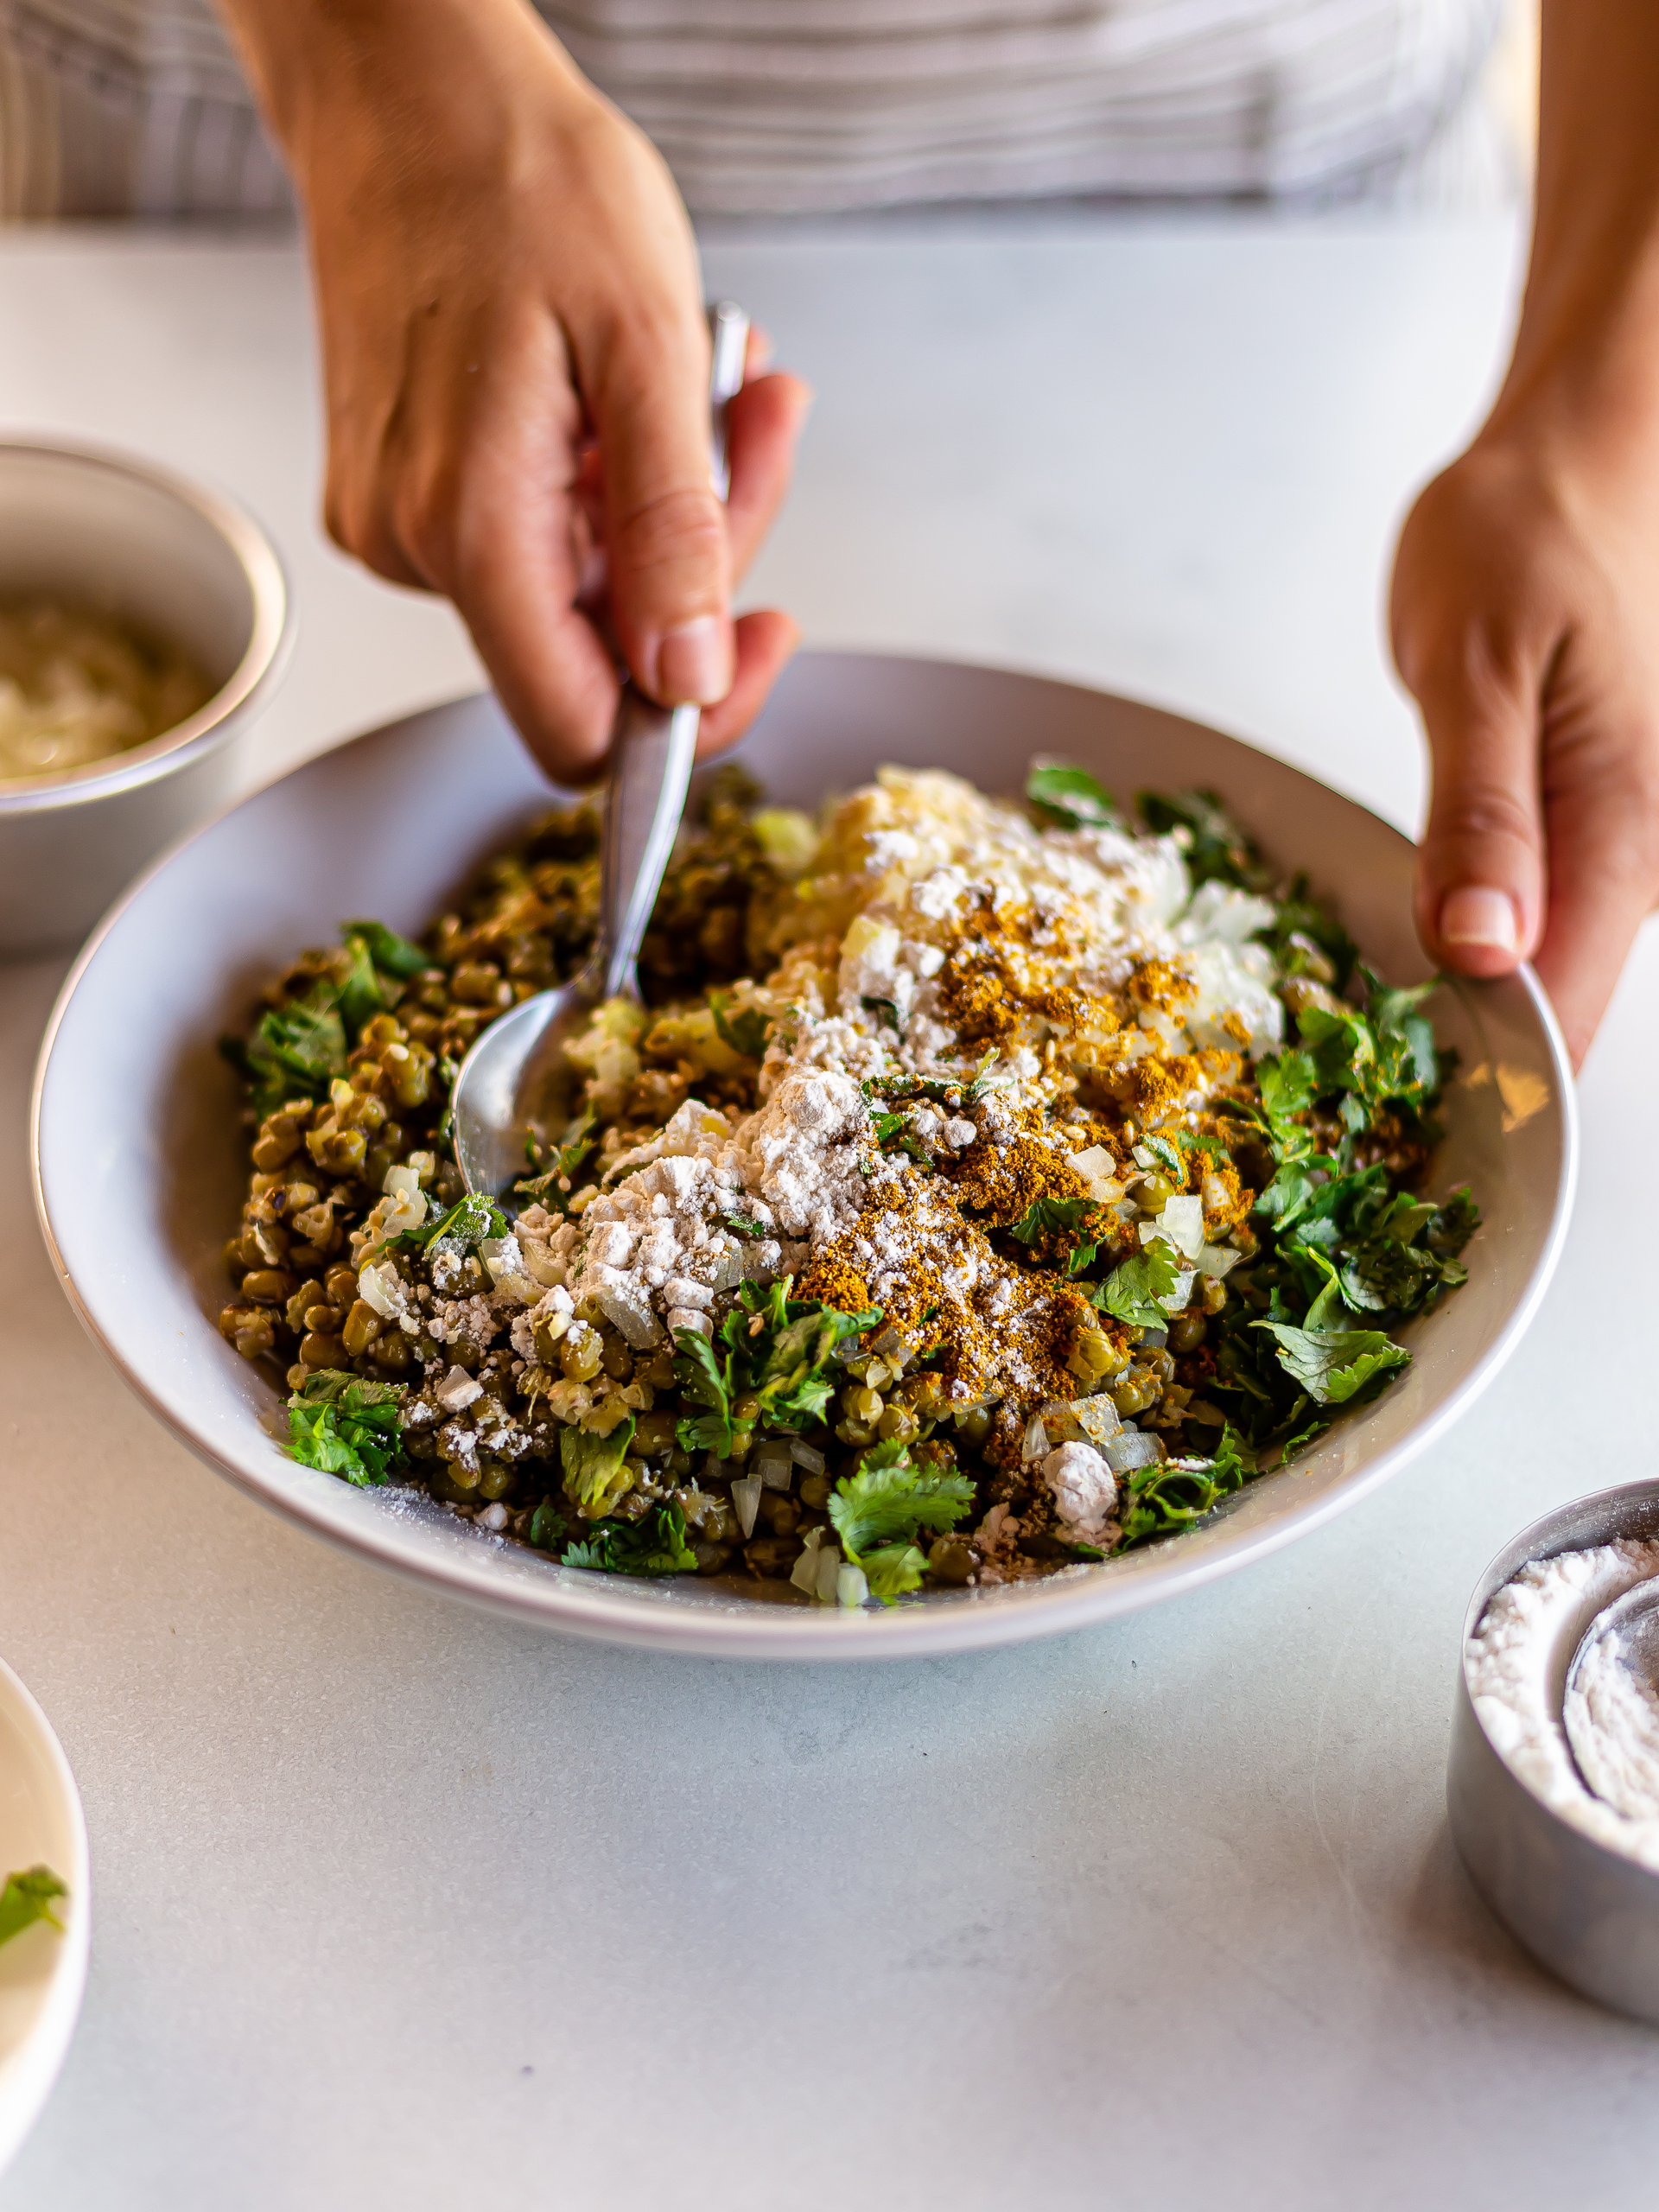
[732,1474,763,1540]
[1157,1194,1205,1261]
[836,1565,869,1608]
[791,1529,824,1594]
[357,1261,404,1320]
[1071,1394,1122,1446]
[1104,1429,1165,1474]
[1160,1269,1197,1313]
[755,1441,794,1491]
[1197,1243,1241,1279]
[1020,1416,1050,1463]
[815,1544,842,1603]
[789,1440,826,1474]
[1069,1144,1122,1201]
[383,1162,423,1201]
[600,1285,661,1348]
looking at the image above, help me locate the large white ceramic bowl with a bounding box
[32,654,1575,1659]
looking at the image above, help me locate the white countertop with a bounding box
[2,213,1657,2210]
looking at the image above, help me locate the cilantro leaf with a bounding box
[562,1501,696,1576]
[1136,789,1271,891]
[861,995,902,1035]
[0,1866,66,1948]
[226,992,348,1118]
[1009,1195,1103,1274]
[336,932,386,1040]
[1255,1322,1410,1405]
[1142,1134,1186,1185]
[1091,1240,1181,1329]
[829,1440,976,1567]
[709,989,771,1060]
[860,1542,929,1603]
[754,1302,875,1430]
[343,918,429,979]
[1027,760,1120,831]
[527,1499,569,1553]
[673,1328,736,1456]
[515,1114,597,1210]
[391,1191,508,1255]
[1114,1425,1251,1552]
[286,1370,404,1486]
[560,1420,638,1519]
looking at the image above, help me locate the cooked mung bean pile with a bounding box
[219,759,1477,1605]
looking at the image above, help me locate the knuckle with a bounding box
[1428,780,1537,855]
[614,484,725,585]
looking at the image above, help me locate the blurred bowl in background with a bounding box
[0,438,289,955]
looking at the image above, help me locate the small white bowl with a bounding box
[31,654,1576,1660]
[0,438,289,954]
[0,1656,89,2177]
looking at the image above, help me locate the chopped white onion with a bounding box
[755,1442,794,1491]
[814,1544,842,1603]
[1020,1416,1050,1463]
[732,1474,763,1540]
[836,1565,870,1609]
[1071,1394,1122,1446]
[791,1529,825,1594]
[789,1440,826,1474]
[1160,1268,1197,1313]
[1197,1243,1241,1279]
[383,1162,423,1201]
[357,1261,404,1320]
[600,1285,662,1348]
[1104,1430,1165,1474]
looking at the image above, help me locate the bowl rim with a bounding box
[29,664,1581,1658]
[0,435,290,812]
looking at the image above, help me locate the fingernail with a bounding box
[656,617,730,706]
[1440,885,1522,954]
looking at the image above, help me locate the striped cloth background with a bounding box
[0,0,1507,221]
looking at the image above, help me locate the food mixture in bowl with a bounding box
[218,760,1477,1605]
[0,598,212,779]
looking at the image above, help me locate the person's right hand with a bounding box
[222,0,810,783]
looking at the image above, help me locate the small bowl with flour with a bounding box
[1450,1484,1659,2022]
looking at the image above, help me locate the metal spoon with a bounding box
[1564,1578,1659,1822]
[452,300,750,1200]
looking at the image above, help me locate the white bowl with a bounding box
[31,653,1576,1659]
[0,438,289,954]
[0,1657,90,2177]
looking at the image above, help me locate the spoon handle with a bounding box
[592,301,750,1002]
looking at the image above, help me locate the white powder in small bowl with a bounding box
[1466,1537,1659,1869]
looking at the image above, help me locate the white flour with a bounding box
[1465,1538,1659,1870]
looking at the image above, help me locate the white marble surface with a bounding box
[2,215,1657,2209]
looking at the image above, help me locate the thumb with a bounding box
[583,307,734,710]
[1395,612,1550,983]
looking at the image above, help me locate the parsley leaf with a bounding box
[224,992,348,1118]
[1009,1195,1103,1274]
[1136,789,1272,891]
[1115,1425,1251,1551]
[527,1499,569,1554]
[286,1370,405,1486]
[1255,1321,1409,1405]
[391,1191,508,1255]
[1026,760,1121,830]
[1142,1134,1186,1185]
[709,989,771,1060]
[0,1866,67,1948]
[672,1327,737,1456]
[343,918,430,979]
[829,1440,976,1594]
[563,1502,696,1576]
[861,995,902,1034]
[515,1114,597,1211]
[1090,1240,1181,1329]
[560,1420,638,1520]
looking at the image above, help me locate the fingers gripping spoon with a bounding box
[452,302,749,1200]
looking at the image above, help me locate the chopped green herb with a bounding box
[709,989,772,1060]
[1026,760,1121,831]
[343,918,430,979]
[0,1866,67,1948]
[1090,1240,1181,1329]
[286,1370,404,1486]
[563,1502,697,1576]
[829,1440,976,1603]
[560,1420,637,1520]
